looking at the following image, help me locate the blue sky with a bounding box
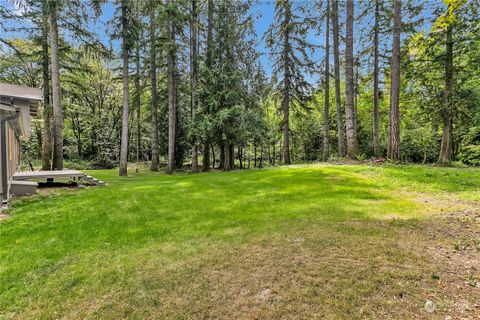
[94,0,282,78]
[1,0,321,79]
[93,0,327,80]
[1,0,438,85]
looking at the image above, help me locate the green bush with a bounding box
[90,158,117,169]
[458,145,480,166]
[458,126,480,166]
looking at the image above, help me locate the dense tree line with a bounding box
[0,0,479,175]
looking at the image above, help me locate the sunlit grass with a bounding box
[0,163,478,319]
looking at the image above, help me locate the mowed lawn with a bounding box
[1,164,479,319]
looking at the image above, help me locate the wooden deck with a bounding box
[13,170,105,186]
[13,170,86,180]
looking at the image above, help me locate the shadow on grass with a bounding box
[0,165,425,314]
[378,164,480,193]
[1,166,412,247]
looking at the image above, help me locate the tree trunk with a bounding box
[282,0,292,165]
[166,7,176,174]
[323,0,330,161]
[439,110,453,164]
[219,143,225,169]
[202,0,214,172]
[135,45,141,163]
[211,144,215,169]
[223,140,230,171]
[119,0,130,176]
[229,143,234,170]
[333,0,345,158]
[272,141,276,165]
[41,4,52,171]
[438,22,454,164]
[238,147,243,169]
[149,8,159,171]
[354,56,359,117]
[345,0,358,159]
[259,146,263,168]
[373,0,381,158]
[203,143,210,171]
[49,3,63,170]
[387,0,401,161]
[190,0,199,173]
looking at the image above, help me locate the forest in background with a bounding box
[0,0,479,175]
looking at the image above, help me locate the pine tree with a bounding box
[48,1,63,170]
[345,0,358,159]
[372,0,380,158]
[7,0,104,170]
[134,43,142,163]
[437,0,464,164]
[266,0,315,164]
[190,0,199,173]
[322,0,331,161]
[332,0,345,157]
[387,0,401,161]
[202,0,214,172]
[149,4,159,172]
[118,0,133,176]
[438,19,453,164]
[166,0,177,174]
[41,1,52,170]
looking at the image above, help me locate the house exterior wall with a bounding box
[0,98,31,140]
[0,107,27,203]
[8,123,20,176]
[0,120,21,202]
[0,83,41,204]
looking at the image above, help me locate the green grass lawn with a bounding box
[1,164,479,319]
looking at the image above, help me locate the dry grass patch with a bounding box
[2,164,479,319]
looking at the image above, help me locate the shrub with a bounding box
[458,145,480,166]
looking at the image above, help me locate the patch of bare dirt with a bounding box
[254,288,277,303]
[120,227,442,319]
[399,195,480,319]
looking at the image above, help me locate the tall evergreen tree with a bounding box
[149,5,159,172]
[387,0,401,161]
[166,0,177,174]
[7,0,105,170]
[437,0,464,164]
[202,0,214,172]
[372,0,380,158]
[266,0,315,164]
[48,1,63,170]
[438,18,453,164]
[332,0,345,157]
[134,43,142,163]
[323,0,330,161]
[190,0,199,173]
[41,1,52,170]
[345,0,358,159]
[118,0,132,176]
